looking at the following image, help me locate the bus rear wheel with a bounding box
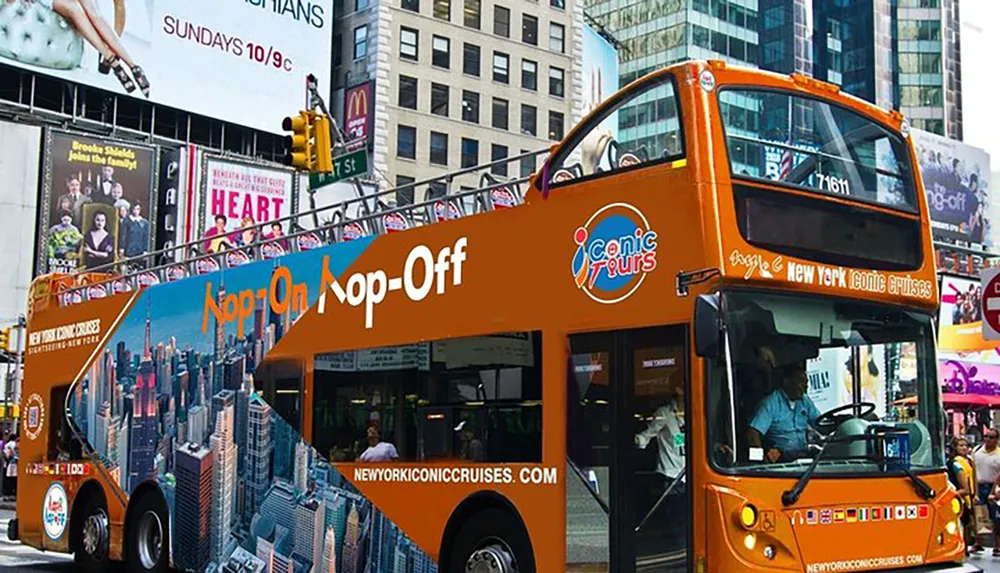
[125,492,169,573]
[449,508,535,573]
[73,494,110,573]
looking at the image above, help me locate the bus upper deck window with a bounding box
[547,74,685,188]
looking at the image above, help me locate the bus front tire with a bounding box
[448,508,535,573]
[73,493,111,573]
[125,492,169,573]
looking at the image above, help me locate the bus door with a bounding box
[566,325,690,573]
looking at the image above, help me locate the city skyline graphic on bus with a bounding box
[68,237,440,573]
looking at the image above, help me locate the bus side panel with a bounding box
[57,238,458,573]
[19,292,137,557]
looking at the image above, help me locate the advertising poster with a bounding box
[0,0,333,133]
[938,274,1000,363]
[911,129,994,249]
[343,81,373,144]
[37,130,157,274]
[807,349,848,412]
[581,23,620,139]
[155,147,183,255]
[940,359,1000,396]
[807,346,887,419]
[198,156,296,255]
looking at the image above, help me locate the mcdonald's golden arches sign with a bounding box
[344,81,374,142]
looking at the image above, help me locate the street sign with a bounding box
[309,149,368,188]
[982,267,1000,339]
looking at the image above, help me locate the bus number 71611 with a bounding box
[817,173,850,195]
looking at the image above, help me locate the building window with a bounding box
[463,43,480,76]
[520,104,536,136]
[520,150,535,178]
[549,23,565,53]
[521,59,537,90]
[397,125,416,159]
[353,26,368,59]
[493,52,510,83]
[395,175,416,205]
[398,75,418,109]
[430,132,449,165]
[431,83,449,116]
[464,0,481,28]
[491,144,508,176]
[462,90,479,123]
[492,98,508,130]
[434,0,450,20]
[549,67,564,97]
[551,0,564,8]
[522,14,538,45]
[357,0,369,10]
[432,36,451,68]
[401,0,419,11]
[494,6,510,37]
[548,111,564,141]
[400,27,419,61]
[462,138,479,168]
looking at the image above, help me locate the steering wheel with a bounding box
[814,402,876,434]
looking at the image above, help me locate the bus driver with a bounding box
[746,361,820,463]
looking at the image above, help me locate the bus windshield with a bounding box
[707,291,944,475]
[719,88,917,212]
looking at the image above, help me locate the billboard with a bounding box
[343,81,374,143]
[0,121,41,323]
[912,129,994,250]
[938,274,1000,363]
[581,22,619,139]
[0,0,333,133]
[37,130,157,274]
[198,156,296,255]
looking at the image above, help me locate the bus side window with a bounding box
[546,74,684,187]
[311,332,543,465]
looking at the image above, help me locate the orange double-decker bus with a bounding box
[12,59,975,573]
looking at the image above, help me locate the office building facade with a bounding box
[331,0,586,203]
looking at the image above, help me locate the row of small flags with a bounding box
[792,504,930,526]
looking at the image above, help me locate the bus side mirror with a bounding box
[694,294,721,358]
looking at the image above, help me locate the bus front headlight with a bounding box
[951,497,962,516]
[740,504,758,528]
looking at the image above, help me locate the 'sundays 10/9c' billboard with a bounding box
[0,0,333,134]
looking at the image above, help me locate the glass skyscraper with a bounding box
[586,0,962,141]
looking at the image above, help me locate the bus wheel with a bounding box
[125,493,168,573]
[74,494,110,572]
[449,508,534,573]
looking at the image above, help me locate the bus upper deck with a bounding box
[17,59,970,573]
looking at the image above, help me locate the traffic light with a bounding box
[0,327,10,353]
[281,111,315,171]
[313,114,333,173]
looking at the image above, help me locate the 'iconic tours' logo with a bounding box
[572,202,658,304]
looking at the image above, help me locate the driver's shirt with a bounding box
[749,389,820,454]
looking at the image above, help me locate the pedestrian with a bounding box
[950,437,983,554]
[3,435,17,500]
[973,428,1000,554]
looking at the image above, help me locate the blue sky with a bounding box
[111,236,375,357]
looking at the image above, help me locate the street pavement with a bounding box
[0,510,73,572]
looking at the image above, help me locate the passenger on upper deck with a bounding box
[746,361,820,463]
